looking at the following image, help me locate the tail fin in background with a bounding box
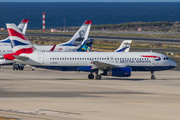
[0,19,29,44]
[59,20,92,46]
[17,19,29,35]
[115,40,133,52]
[50,44,57,51]
[76,39,93,52]
[6,23,36,54]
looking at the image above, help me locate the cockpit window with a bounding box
[163,57,169,60]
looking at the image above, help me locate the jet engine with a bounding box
[105,67,132,77]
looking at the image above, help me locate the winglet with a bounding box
[50,44,57,51]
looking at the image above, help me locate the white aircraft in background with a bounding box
[2,23,177,80]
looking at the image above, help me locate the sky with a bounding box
[0,0,180,2]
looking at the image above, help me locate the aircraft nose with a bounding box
[170,60,177,67]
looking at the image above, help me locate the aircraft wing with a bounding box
[14,55,29,61]
[91,61,119,70]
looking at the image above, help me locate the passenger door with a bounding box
[38,53,44,64]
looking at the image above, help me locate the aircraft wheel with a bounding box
[88,74,94,79]
[151,75,155,79]
[96,75,102,80]
[32,67,35,71]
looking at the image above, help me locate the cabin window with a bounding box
[87,58,89,60]
[77,58,79,60]
[67,58,69,60]
[82,58,84,60]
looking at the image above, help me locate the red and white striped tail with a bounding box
[6,23,36,54]
[18,19,29,35]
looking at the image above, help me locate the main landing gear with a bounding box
[95,74,102,80]
[88,73,94,79]
[151,71,155,79]
[13,63,24,70]
[88,73,102,80]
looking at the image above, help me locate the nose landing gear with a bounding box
[151,71,155,79]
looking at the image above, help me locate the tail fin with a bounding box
[6,23,35,54]
[17,19,29,35]
[115,40,133,52]
[0,19,28,44]
[50,44,57,51]
[59,20,92,46]
[76,39,93,52]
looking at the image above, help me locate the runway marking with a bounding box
[0,111,52,120]
[0,109,80,116]
[0,117,17,120]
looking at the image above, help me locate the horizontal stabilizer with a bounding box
[14,55,29,61]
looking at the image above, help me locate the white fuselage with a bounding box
[14,51,176,71]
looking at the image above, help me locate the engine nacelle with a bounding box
[106,67,131,77]
[77,66,97,72]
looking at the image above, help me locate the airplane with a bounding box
[2,23,177,80]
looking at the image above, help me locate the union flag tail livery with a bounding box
[18,19,29,35]
[4,23,36,60]
[60,20,92,46]
[0,19,28,45]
